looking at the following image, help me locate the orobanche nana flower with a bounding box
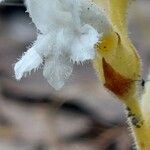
[12,0,110,90]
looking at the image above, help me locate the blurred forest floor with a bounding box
[0,0,150,150]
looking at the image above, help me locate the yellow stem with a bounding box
[125,97,150,150]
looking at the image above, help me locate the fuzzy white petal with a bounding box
[14,0,110,89]
[80,0,111,34]
[14,48,42,80]
[71,24,100,62]
[25,0,74,33]
[34,33,55,57]
[43,55,73,90]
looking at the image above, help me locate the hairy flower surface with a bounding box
[12,0,110,90]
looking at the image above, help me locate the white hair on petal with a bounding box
[43,54,73,90]
[14,0,110,90]
[14,48,42,80]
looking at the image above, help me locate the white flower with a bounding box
[13,0,110,90]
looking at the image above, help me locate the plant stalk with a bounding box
[125,97,150,150]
